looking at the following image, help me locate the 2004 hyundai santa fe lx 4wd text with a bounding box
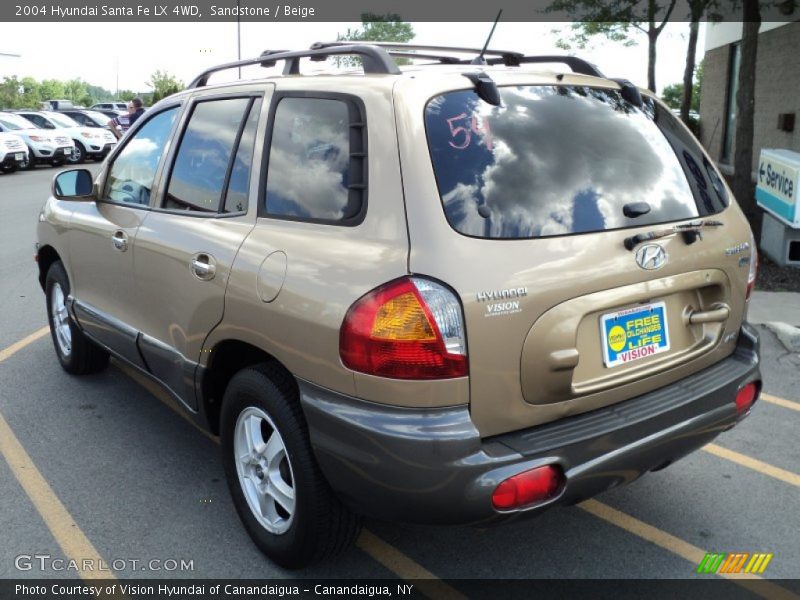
[36,42,761,568]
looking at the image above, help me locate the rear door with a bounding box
[132,88,269,410]
[396,76,755,437]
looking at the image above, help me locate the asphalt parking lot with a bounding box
[1,165,799,596]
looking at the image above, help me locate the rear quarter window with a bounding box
[424,86,728,239]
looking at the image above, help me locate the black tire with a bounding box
[220,364,361,569]
[50,160,64,167]
[67,141,85,164]
[1,164,19,174]
[45,261,109,375]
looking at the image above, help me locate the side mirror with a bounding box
[44,122,56,129]
[52,169,96,201]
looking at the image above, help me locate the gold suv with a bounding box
[37,43,761,568]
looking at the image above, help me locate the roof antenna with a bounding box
[472,10,503,65]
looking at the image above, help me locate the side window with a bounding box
[223,98,261,214]
[164,97,252,213]
[26,114,46,128]
[265,96,365,223]
[103,106,178,206]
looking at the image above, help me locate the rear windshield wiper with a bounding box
[624,219,724,251]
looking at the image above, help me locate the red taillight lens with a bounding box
[735,382,758,415]
[492,465,565,510]
[340,277,468,379]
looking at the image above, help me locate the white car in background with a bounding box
[91,101,129,112]
[0,131,28,174]
[0,112,75,169]
[14,110,116,164]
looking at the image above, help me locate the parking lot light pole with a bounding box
[237,0,241,78]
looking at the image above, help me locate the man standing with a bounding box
[128,97,146,126]
[108,103,132,140]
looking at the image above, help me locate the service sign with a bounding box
[756,149,800,227]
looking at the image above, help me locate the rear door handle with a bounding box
[191,253,216,281]
[111,230,128,252]
[686,303,730,325]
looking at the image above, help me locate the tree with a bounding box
[732,1,761,218]
[660,83,682,109]
[679,0,721,124]
[661,62,702,112]
[335,13,414,68]
[0,76,25,109]
[548,0,677,91]
[147,70,184,103]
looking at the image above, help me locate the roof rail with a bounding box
[187,43,401,88]
[313,41,524,66]
[486,55,604,77]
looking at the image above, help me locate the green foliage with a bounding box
[554,22,637,51]
[661,83,682,109]
[660,60,703,112]
[0,75,124,109]
[147,70,184,103]
[335,13,415,68]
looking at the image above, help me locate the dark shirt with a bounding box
[128,108,146,126]
[110,114,131,133]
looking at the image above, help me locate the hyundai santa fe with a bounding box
[36,42,761,568]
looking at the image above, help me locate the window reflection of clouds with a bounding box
[426,87,699,239]
[167,98,250,212]
[266,98,350,221]
[106,108,177,205]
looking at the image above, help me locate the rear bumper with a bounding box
[300,323,760,526]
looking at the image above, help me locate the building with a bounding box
[699,21,799,176]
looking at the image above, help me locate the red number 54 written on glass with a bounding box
[446,113,494,151]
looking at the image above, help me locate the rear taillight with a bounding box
[339,277,468,379]
[492,465,565,510]
[735,381,759,415]
[746,233,758,301]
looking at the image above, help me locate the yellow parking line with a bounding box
[115,362,464,599]
[703,444,800,487]
[357,530,467,600]
[0,328,115,580]
[0,412,115,580]
[0,326,49,363]
[761,393,800,413]
[580,500,798,600]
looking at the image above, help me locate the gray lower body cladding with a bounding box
[299,323,760,526]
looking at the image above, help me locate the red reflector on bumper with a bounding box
[735,382,758,415]
[492,465,565,510]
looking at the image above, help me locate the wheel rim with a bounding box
[69,144,82,163]
[50,282,72,357]
[234,407,296,534]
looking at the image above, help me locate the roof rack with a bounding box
[187,42,607,90]
[485,55,604,77]
[312,41,524,66]
[187,44,401,88]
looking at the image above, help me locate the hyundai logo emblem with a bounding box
[635,244,667,270]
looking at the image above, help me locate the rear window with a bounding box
[424,86,728,239]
